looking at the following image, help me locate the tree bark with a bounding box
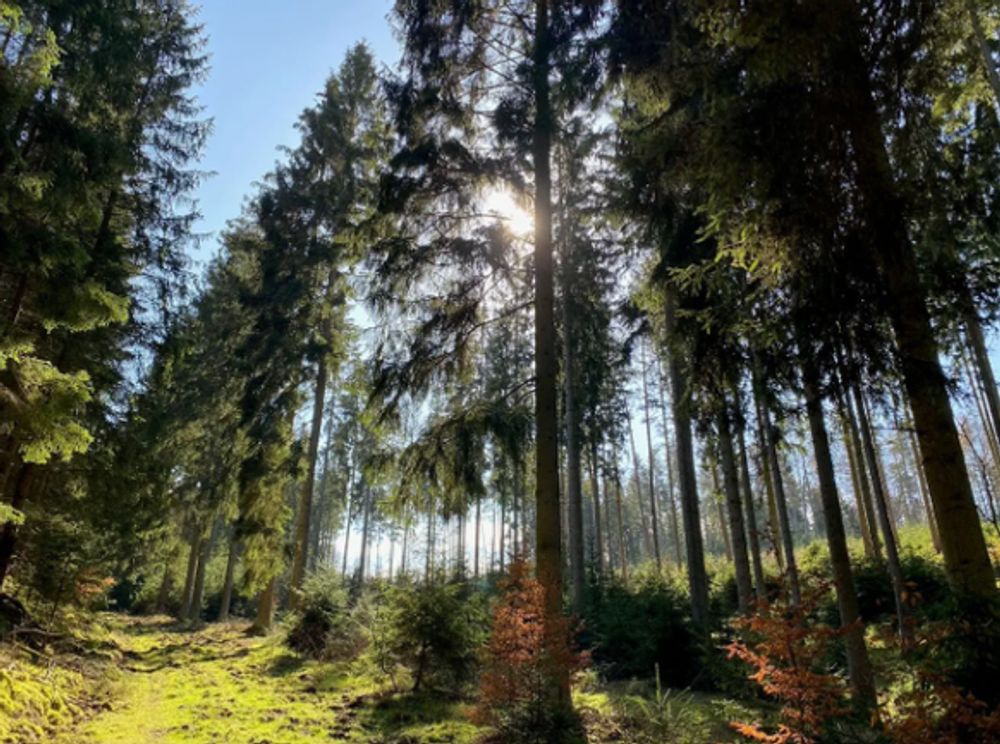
[837,392,878,559]
[753,373,802,606]
[664,290,710,628]
[188,520,219,625]
[657,355,683,565]
[854,386,914,648]
[718,407,753,613]
[839,4,996,599]
[532,0,569,705]
[588,437,605,575]
[640,339,663,570]
[562,273,585,612]
[737,413,767,602]
[251,577,276,635]
[801,354,877,709]
[0,463,32,589]
[627,407,652,560]
[218,532,239,622]
[289,356,329,609]
[178,526,202,621]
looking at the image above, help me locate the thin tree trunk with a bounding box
[357,486,373,583]
[907,424,941,552]
[179,526,202,621]
[801,354,877,709]
[251,577,276,635]
[753,373,802,606]
[718,407,753,613]
[562,277,585,611]
[640,339,663,571]
[340,449,356,579]
[627,407,652,560]
[289,358,329,609]
[657,355,683,565]
[837,392,878,559]
[155,557,174,615]
[588,437,605,576]
[840,7,996,598]
[737,413,767,602]
[474,496,481,579]
[712,461,733,561]
[843,386,883,560]
[854,386,914,648]
[612,452,629,583]
[189,521,219,625]
[664,290,710,628]
[218,532,239,622]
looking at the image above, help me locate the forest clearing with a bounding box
[3,0,1000,742]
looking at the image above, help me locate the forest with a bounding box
[2,0,1000,742]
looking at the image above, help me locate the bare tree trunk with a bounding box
[251,577,276,635]
[664,291,710,628]
[837,392,878,559]
[737,413,767,602]
[340,448,356,579]
[179,526,202,621]
[657,355,683,565]
[840,7,996,598]
[612,452,629,583]
[289,360,329,609]
[801,355,877,709]
[753,372,801,606]
[907,424,941,552]
[155,556,175,615]
[562,282,585,612]
[627,407,652,560]
[357,486,373,583]
[188,521,219,625]
[854,386,914,648]
[218,532,239,622]
[640,339,663,571]
[842,387,883,560]
[718,407,753,613]
[588,437,605,576]
[711,461,733,561]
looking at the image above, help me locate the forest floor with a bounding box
[2,612,754,744]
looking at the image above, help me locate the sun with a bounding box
[482,188,534,239]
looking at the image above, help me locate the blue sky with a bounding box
[188,0,398,269]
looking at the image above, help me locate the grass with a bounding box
[1,611,759,743]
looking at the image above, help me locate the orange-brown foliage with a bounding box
[473,559,587,727]
[726,585,851,744]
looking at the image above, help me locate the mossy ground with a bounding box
[2,613,754,743]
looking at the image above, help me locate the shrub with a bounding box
[726,583,854,744]
[583,573,697,687]
[613,664,703,744]
[475,560,588,743]
[286,570,364,661]
[373,579,487,695]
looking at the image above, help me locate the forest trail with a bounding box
[53,616,476,744]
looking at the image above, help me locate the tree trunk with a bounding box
[718,407,753,613]
[218,532,239,622]
[837,392,878,559]
[657,355,683,565]
[839,5,996,599]
[188,521,219,625]
[712,461,733,561]
[753,374,802,606]
[737,414,767,602]
[251,577,276,635]
[357,486,373,583]
[562,274,585,612]
[179,526,202,621]
[801,354,877,709]
[843,387,883,560]
[612,453,629,583]
[664,290,710,628]
[640,339,663,571]
[155,556,175,615]
[289,357,329,609]
[0,463,32,589]
[532,0,569,705]
[588,438,605,575]
[340,449,356,579]
[627,407,652,560]
[853,386,914,648]
[907,424,941,552]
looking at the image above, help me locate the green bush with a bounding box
[373,579,488,695]
[582,574,698,687]
[286,570,364,661]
